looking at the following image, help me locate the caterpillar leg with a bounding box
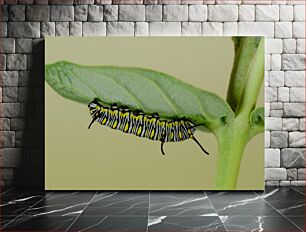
[88,115,98,129]
[161,142,166,155]
[192,136,209,155]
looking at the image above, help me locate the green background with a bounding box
[45,37,264,190]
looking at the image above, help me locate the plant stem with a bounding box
[214,114,249,189]
[214,37,265,189]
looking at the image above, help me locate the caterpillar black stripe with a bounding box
[88,98,209,156]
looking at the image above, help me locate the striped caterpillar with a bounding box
[88,98,209,156]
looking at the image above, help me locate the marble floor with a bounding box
[0,187,304,231]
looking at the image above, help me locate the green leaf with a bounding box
[45,61,234,132]
[227,37,263,113]
[250,107,264,127]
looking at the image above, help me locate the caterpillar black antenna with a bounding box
[192,136,209,155]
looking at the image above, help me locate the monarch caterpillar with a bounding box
[88,98,209,156]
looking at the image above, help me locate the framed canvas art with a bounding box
[45,37,264,190]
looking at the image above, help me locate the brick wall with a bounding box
[0,0,305,187]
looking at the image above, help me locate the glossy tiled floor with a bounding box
[0,187,305,231]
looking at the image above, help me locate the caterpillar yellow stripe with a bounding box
[88,98,209,156]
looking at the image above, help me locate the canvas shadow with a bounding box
[14,40,45,189]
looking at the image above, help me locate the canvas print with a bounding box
[45,37,264,190]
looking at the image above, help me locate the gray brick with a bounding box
[202,22,222,35]
[270,110,283,117]
[256,5,279,21]
[10,118,26,130]
[16,39,32,53]
[290,87,305,102]
[1,38,15,53]
[265,168,286,181]
[281,148,305,168]
[1,118,10,131]
[51,6,74,21]
[163,5,188,21]
[8,22,40,38]
[1,71,18,87]
[265,181,280,186]
[269,71,284,87]
[26,5,50,21]
[297,39,305,54]
[55,22,69,36]
[3,103,20,117]
[278,87,289,102]
[265,88,277,102]
[189,5,207,21]
[113,0,143,3]
[0,54,6,71]
[145,5,162,22]
[208,5,238,21]
[74,0,94,3]
[270,102,282,110]
[265,149,280,168]
[1,22,7,37]
[280,5,293,21]
[287,168,297,180]
[107,22,134,36]
[265,131,270,148]
[283,118,299,131]
[293,22,304,38]
[283,39,296,54]
[33,0,49,3]
[266,117,282,131]
[95,0,112,4]
[135,22,148,36]
[7,54,27,71]
[149,22,181,36]
[282,54,305,71]
[159,0,181,3]
[238,22,274,37]
[9,5,25,21]
[289,132,305,147]
[3,131,15,148]
[119,5,145,21]
[285,71,305,87]
[284,103,305,117]
[83,22,106,36]
[41,22,55,37]
[1,5,9,21]
[1,148,22,167]
[88,5,103,21]
[182,22,201,36]
[103,5,118,21]
[74,5,88,21]
[239,5,255,21]
[223,22,238,36]
[144,0,158,3]
[299,119,305,131]
[290,181,306,186]
[270,131,288,148]
[297,168,305,180]
[3,87,18,102]
[70,22,82,36]
[275,22,292,39]
[294,5,305,21]
[280,181,290,186]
